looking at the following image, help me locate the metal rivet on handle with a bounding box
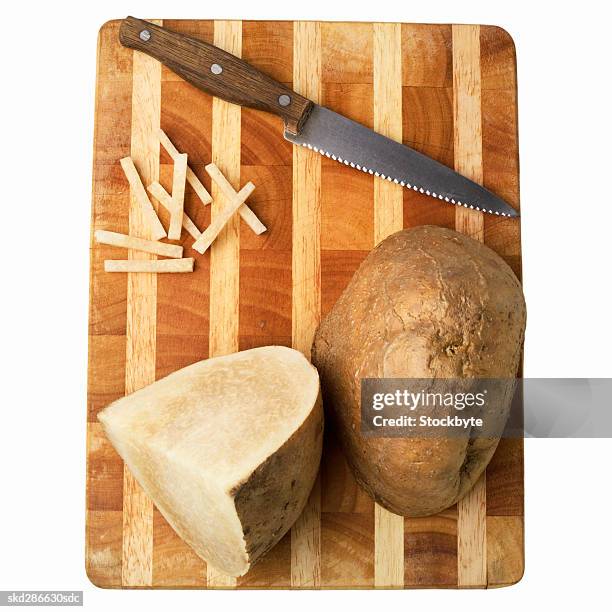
[278,94,291,107]
[139,29,151,42]
[211,63,223,75]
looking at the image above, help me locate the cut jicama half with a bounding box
[98,346,323,577]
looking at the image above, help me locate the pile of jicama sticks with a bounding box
[96,130,266,273]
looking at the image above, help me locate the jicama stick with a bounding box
[147,182,202,240]
[104,258,194,273]
[182,214,202,241]
[186,167,213,205]
[94,230,183,258]
[168,153,187,240]
[159,129,213,205]
[192,183,256,254]
[205,163,266,235]
[158,128,182,159]
[119,157,167,240]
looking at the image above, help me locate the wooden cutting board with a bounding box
[87,19,523,589]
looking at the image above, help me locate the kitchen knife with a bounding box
[119,17,518,218]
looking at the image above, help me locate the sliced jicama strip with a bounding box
[94,230,183,258]
[168,153,188,240]
[104,258,194,273]
[159,129,212,205]
[192,182,256,254]
[148,182,202,240]
[181,214,203,241]
[205,163,266,235]
[119,157,167,240]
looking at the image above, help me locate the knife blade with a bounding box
[120,17,518,218]
[285,105,518,217]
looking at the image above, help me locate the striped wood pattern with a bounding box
[121,19,162,586]
[372,22,405,589]
[291,21,322,589]
[87,20,523,589]
[453,24,487,587]
[206,19,243,589]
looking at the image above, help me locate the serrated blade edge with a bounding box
[284,105,518,218]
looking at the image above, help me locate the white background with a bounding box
[1,1,610,610]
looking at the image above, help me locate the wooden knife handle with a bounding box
[119,17,313,134]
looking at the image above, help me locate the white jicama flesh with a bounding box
[98,346,323,577]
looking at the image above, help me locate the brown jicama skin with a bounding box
[312,226,526,517]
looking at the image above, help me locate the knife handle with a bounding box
[119,17,313,134]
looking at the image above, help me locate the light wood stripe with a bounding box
[373,23,404,244]
[206,19,242,588]
[121,19,162,587]
[290,20,322,589]
[372,22,405,589]
[452,25,485,242]
[458,474,487,587]
[452,24,487,588]
[374,504,404,588]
